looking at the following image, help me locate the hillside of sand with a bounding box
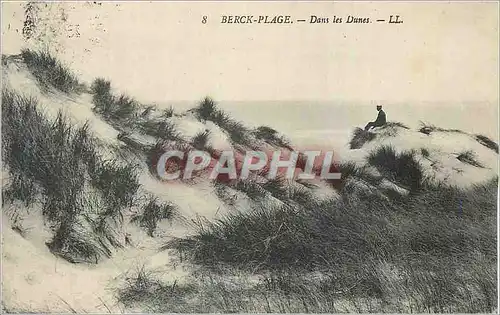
[1,51,498,313]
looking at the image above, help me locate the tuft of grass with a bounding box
[113,94,138,120]
[117,132,151,154]
[138,119,181,141]
[367,145,424,191]
[420,147,430,158]
[2,90,90,221]
[253,126,293,150]
[131,197,176,237]
[90,160,140,222]
[140,105,156,118]
[375,121,410,137]
[384,121,409,129]
[456,150,484,168]
[117,266,196,311]
[349,127,376,149]
[419,121,465,135]
[91,78,115,114]
[46,218,112,264]
[195,97,217,121]
[261,176,289,201]
[475,134,498,153]
[20,49,84,93]
[2,89,139,263]
[2,173,38,207]
[193,97,254,147]
[223,119,253,147]
[162,177,497,312]
[146,140,194,179]
[90,78,138,122]
[233,179,267,201]
[191,130,211,151]
[161,106,175,118]
[327,161,382,191]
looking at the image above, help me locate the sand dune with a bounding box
[1,51,498,312]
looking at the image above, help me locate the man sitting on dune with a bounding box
[364,105,386,131]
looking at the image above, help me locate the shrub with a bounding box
[367,145,423,191]
[349,127,376,149]
[20,49,84,93]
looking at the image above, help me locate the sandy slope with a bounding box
[340,127,498,187]
[1,57,227,312]
[1,56,498,312]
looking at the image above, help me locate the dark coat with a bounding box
[374,110,386,126]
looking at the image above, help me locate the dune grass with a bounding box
[90,78,138,122]
[252,126,293,150]
[118,256,496,313]
[90,78,183,149]
[191,130,211,151]
[327,161,382,191]
[349,122,409,149]
[193,97,253,147]
[2,89,140,263]
[367,145,424,191]
[161,106,175,118]
[20,49,84,93]
[90,160,140,221]
[419,121,465,135]
[475,134,499,153]
[384,121,409,129]
[161,176,497,312]
[138,119,181,141]
[456,150,484,168]
[349,127,376,149]
[420,147,430,158]
[131,197,176,237]
[375,121,410,137]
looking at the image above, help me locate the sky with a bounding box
[1,1,499,104]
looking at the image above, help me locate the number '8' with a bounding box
[202,16,207,24]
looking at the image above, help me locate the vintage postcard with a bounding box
[1,1,498,313]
